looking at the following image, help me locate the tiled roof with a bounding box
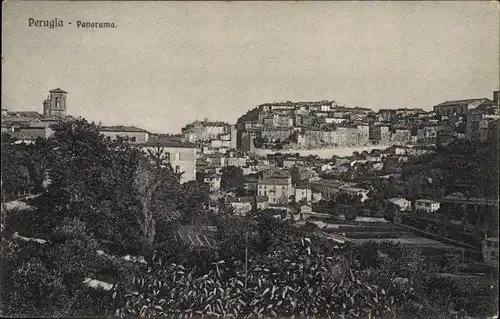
[141,135,196,148]
[416,199,440,204]
[99,125,149,133]
[308,179,345,188]
[435,98,491,107]
[40,117,65,122]
[6,111,43,118]
[49,88,67,93]
[227,196,268,203]
[11,130,43,140]
[1,120,35,127]
[259,178,290,185]
[260,100,334,107]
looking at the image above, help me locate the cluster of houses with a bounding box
[3,87,499,269]
[234,93,499,151]
[195,142,447,220]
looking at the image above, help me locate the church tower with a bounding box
[43,88,67,118]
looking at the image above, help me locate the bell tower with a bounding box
[44,88,67,118]
[43,96,50,117]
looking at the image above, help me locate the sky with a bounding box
[2,1,499,134]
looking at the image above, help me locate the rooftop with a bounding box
[435,98,491,107]
[227,196,268,203]
[99,125,149,133]
[258,178,290,185]
[416,199,440,204]
[140,135,197,148]
[6,111,43,118]
[49,88,68,94]
[10,130,44,141]
[309,179,346,188]
[260,100,335,107]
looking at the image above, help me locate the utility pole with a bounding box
[245,228,248,289]
[245,195,257,289]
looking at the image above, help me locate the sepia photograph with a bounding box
[1,1,499,318]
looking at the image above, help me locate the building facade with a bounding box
[415,199,441,213]
[227,196,269,216]
[43,88,68,118]
[139,137,197,184]
[99,126,150,144]
[482,237,499,266]
[257,178,293,205]
[433,98,493,117]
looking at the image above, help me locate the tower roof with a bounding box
[49,88,67,94]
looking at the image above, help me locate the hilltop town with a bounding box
[1,88,499,318]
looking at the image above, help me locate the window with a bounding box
[175,165,180,173]
[165,152,171,161]
[175,152,180,161]
[130,137,137,142]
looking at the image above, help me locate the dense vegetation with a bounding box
[1,119,497,318]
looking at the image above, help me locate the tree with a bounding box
[220,166,245,192]
[133,159,162,252]
[177,181,210,225]
[406,175,423,212]
[25,119,183,254]
[1,134,35,196]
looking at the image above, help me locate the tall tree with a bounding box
[220,166,245,192]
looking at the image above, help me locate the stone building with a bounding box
[42,88,68,118]
[99,126,150,144]
[139,135,197,184]
[369,125,391,145]
[2,88,71,143]
[433,98,493,117]
[181,120,231,143]
[257,177,293,206]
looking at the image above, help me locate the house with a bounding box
[294,186,312,204]
[415,199,440,213]
[290,166,319,185]
[227,196,269,216]
[181,120,231,143]
[366,151,384,162]
[482,237,499,266]
[283,158,306,168]
[433,98,493,117]
[243,175,259,196]
[203,174,221,192]
[289,203,313,221]
[479,118,499,142]
[393,145,409,155]
[387,197,411,211]
[338,185,369,202]
[308,179,355,201]
[99,125,150,144]
[138,136,197,183]
[257,178,293,205]
[391,129,412,144]
[409,145,436,156]
[224,156,248,168]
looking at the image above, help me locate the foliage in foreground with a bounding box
[1,119,497,318]
[1,219,497,319]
